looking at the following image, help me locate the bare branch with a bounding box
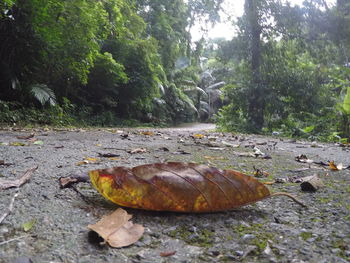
[0,166,38,190]
[0,192,19,224]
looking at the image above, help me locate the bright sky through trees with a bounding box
[191,0,337,41]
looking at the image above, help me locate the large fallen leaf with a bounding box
[88,208,144,248]
[89,162,305,212]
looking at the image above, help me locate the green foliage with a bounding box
[84,52,127,112]
[162,83,198,123]
[102,37,162,117]
[30,84,56,106]
[216,0,350,141]
[343,87,350,115]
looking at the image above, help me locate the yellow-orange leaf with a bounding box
[192,134,205,139]
[140,131,154,136]
[89,162,273,212]
[329,161,343,171]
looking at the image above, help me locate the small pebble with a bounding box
[331,248,341,254]
[242,234,256,241]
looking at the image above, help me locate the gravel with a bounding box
[0,124,349,263]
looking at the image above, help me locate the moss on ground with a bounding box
[167,225,215,247]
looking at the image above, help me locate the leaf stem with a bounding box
[270,192,307,207]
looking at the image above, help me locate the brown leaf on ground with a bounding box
[295,154,313,164]
[204,155,226,160]
[127,148,147,154]
[172,149,191,155]
[253,166,269,178]
[88,208,144,248]
[263,181,275,185]
[89,162,306,212]
[16,133,34,140]
[0,166,38,190]
[0,160,14,166]
[59,173,90,188]
[98,153,120,158]
[329,161,343,171]
[191,133,205,139]
[221,141,240,148]
[160,251,176,257]
[140,131,154,136]
[76,157,100,166]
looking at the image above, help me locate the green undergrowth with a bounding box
[0,100,163,128]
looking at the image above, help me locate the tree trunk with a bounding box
[245,0,264,131]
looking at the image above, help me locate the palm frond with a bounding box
[30,84,56,106]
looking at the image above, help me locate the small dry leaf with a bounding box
[88,208,144,248]
[253,167,269,178]
[221,141,240,148]
[76,157,100,166]
[253,147,264,156]
[128,148,147,154]
[204,155,226,160]
[16,133,35,140]
[172,150,191,155]
[237,152,255,157]
[329,161,343,171]
[23,219,36,232]
[33,140,44,145]
[98,153,120,158]
[107,157,121,161]
[160,251,176,257]
[158,147,170,152]
[192,134,205,139]
[140,131,154,136]
[295,154,313,164]
[10,142,27,146]
[263,181,275,185]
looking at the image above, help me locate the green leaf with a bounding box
[33,140,44,145]
[302,125,315,133]
[30,84,56,106]
[23,219,36,232]
[343,87,350,115]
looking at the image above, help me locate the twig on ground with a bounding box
[0,192,19,224]
[0,235,30,246]
[0,166,38,190]
[270,192,307,207]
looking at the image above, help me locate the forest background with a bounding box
[0,0,349,141]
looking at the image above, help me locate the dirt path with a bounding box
[0,126,349,263]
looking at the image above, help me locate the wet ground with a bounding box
[0,124,349,263]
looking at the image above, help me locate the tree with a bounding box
[245,0,264,131]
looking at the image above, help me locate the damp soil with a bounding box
[0,124,349,263]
